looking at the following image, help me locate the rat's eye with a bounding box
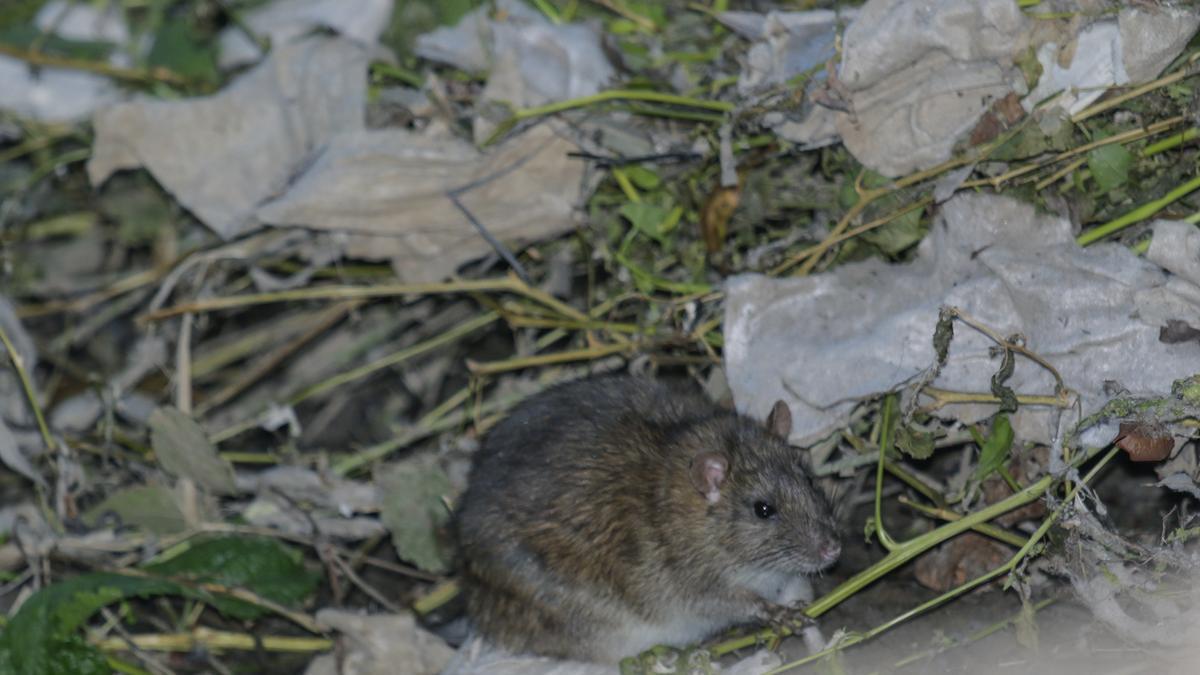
[753,501,776,519]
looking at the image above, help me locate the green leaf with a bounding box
[1087,142,1133,193]
[861,202,926,255]
[894,426,935,460]
[619,201,672,243]
[623,165,661,190]
[146,17,217,85]
[973,414,1014,482]
[0,23,114,60]
[0,572,189,674]
[379,455,453,574]
[83,485,187,535]
[1014,46,1043,91]
[144,537,320,620]
[0,537,319,672]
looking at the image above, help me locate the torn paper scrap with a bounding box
[835,0,1027,176]
[1023,6,1200,115]
[218,0,394,69]
[724,193,1200,446]
[415,0,614,112]
[718,9,855,149]
[256,123,584,282]
[88,37,368,240]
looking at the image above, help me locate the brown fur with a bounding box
[454,375,840,662]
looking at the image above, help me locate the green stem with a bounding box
[873,395,900,551]
[1077,173,1200,245]
[483,89,732,146]
[766,446,1120,673]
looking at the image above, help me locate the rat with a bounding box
[453,375,842,663]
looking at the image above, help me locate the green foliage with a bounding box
[1087,142,1134,193]
[0,572,184,674]
[1014,46,1043,90]
[990,118,1073,161]
[0,537,318,674]
[971,414,1014,483]
[83,485,187,535]
[0,23,114,60]
[0,0,43,32]
[146,16,218,85]
[619,200,681,244]
[145,537,320,620]
[894,425,935,460]
[839,169,927,256]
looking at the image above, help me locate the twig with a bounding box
[943,306,1068,394]
[196,300,364,415]
[919,387,1072,412]
[466,341,630,375]
[329,553,402,613]
[93,627,332,654]
[898,496,1028,548]
[140,276,580,324]
[288,311,500,404]
[0,321,55,452]
[0,42,193,87]
[1071,53,1200,123]
[585,0,656,31]
[483,90,732,146]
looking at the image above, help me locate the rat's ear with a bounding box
[766,400,792,440]
[689,452,728,504]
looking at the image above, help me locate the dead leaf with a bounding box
[377,454,453,574]
[149,406,237,494]
[1114,421,1174,462]
[83,484,187,534]
[701,183,741,254]
[307,609,453,675]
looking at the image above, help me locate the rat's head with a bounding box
[685,401,841,575]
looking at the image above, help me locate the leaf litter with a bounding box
[0,1,1197,674]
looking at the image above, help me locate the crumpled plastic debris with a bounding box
[1023,6,1200,115]
[89,23,586,281]
[737,0,1199,176]
[718,8,855,151]
[718,10,851,95]
[257,122,584,282]
[218,0,395,69]
[0,1,129,122]
[834,0,1028,177]
[416,0,614,141]
[724,193,1200,447]
[88,36,368,240]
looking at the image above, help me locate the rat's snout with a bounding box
[818,538,841,565]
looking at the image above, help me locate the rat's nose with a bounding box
[818,539,841,564]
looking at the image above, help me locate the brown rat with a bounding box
[453,375,841,663]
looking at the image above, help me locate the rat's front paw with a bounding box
[754,600,813,635]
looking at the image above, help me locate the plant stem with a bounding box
[1077,173,1200,245]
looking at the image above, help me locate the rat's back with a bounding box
[453,375,716,660]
